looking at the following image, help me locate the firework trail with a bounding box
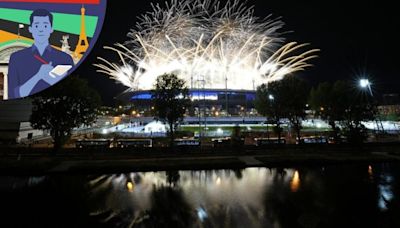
[95,0,319,91]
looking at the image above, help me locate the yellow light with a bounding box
[320,107,325,111]
[216,177,221,185]
[215,111,219,117]
[119,105,123,109]
[368,165,373,176]
[113,116,122,125]
[151,106,155,110]
[132,110,137,115]
[290,170,300,192]
[127,181,134,192]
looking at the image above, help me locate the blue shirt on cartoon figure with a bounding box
[8,9,74,99]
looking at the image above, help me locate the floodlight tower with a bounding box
[359,79,373,96]
[225,65,229,117]
[359,78,384,133]
[196,74,207,141]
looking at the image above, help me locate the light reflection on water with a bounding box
[290,170,300,192]
[0,164,399,228]
[89,168,291,227]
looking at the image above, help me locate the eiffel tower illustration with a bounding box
[73,5,89,59]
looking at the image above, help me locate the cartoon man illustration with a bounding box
[8,9,74,99]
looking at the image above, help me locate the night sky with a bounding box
[75,0,400,105]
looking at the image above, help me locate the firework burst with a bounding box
[95,0,319,91]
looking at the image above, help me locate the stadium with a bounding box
[119,88,257,117]
[93,0,319,137]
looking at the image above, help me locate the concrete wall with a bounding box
[0,99,45,142]
[0,98,32,122]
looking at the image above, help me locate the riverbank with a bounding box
[0,143,399,175]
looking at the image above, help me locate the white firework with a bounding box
[95,0,319,91]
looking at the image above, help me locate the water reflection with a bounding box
[87,168,276,227]
[126,181,134,192]
[377,166,394,211]
[0,164,399,227]
[290,170,301,192]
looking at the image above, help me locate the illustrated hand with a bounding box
[36,61,54,79]
[40,62,64,85]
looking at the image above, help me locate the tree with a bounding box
[231,125,243,147]
[309,80,350,141]
[342,94,377,144]
[310,80,377,144]
[279,76,309,142]
[255,76,309,142]
[152,73,191,147]
[255,83,285,141]
[30,76,101,151]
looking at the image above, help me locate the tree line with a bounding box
[255,76,378,144]
[29,73,379,150]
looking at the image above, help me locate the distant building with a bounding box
[378,93,400,119]
[0,40,48,143]
[0,98,48,143]
[120,89,257,117]
[0,41,31,100]
[382,94,400,106]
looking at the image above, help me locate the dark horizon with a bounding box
[75,0,400,105]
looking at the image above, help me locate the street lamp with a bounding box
[267,94,274,139]
[359,79,373,96]
[359,78,385,133]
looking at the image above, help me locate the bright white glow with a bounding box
[191,94,218,101]
[217,128,223,135]
[378,174,394,210]
[144,121,168,133]
[269,94,275,100]
[359,79,370,88]
[102,129,108,134]
[95,0,319,91]
[197,207,208,221]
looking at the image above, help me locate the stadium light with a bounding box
[359,78,373,96]
[359,79,370,88]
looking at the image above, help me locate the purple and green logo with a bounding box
[0,0,107,99]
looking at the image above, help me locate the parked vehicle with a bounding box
[255,138,286,146]
[174,138,200,147]
[116,139,153,148]
[76,139,112,149]
[328,136,348,144]
[297,136,328,144]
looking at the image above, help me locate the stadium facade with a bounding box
[119,88,258,117]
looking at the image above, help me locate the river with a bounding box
[0,163,399,227]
